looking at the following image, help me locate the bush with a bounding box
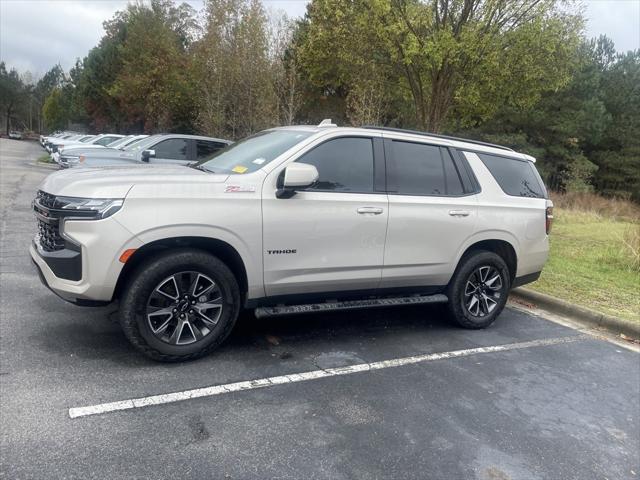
[550,191,640,221]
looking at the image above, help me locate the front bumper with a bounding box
[32,236,81,281]
[31,256,108,306]
[29,215,142,305]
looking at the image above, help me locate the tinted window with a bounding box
[298,137,374,192]
[478,153,546,198]
[442,148,465,195]
[196,140,227,159]
[153,138,189,160]
[392,141,446,195]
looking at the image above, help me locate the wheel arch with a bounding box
[113,236,249,303]
[455,238,518,285]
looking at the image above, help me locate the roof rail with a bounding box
[361,126,514,152]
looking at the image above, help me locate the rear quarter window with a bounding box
[477,153,547,198]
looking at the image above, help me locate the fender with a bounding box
[128,223,263,299]
[453,229,520,271]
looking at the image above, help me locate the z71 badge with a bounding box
[225,185,256,193]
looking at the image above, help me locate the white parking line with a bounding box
[69,335,588,419]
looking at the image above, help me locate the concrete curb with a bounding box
[511,287,639,340]
[29,162,58,170]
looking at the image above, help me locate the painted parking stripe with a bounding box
[69,335,587,419]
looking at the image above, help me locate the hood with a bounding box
[60,145,110,156]
[38,164,230,198]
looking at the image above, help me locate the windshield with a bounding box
[120,136,148,149]
[79,136,94,143]
[195,130,313,174]
[105,136,130,148]
[124,134,163,152]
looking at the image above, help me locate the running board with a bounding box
[254,294,448,319]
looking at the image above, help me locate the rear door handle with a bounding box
[449,210,470,217]
[357,207,384,215]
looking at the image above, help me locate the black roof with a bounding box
[362,126,514,152]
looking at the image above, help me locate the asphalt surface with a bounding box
[1,138,639,480]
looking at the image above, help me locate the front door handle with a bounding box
[357,207,384,215]
[449,210,470,217]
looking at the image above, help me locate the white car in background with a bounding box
[57,135,149,168]
[52,134,125,163]
[47,134,94,154]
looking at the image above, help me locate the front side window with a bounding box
[296,137,374,192]
[153,138,189,160]
[478,153,546,198]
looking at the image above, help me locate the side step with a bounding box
[254,294,448,319]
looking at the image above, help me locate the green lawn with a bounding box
[530,209,640,323]
[38,154,55,164]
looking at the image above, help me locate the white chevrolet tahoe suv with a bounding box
[31,123,553,362]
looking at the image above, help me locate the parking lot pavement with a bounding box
[1,138,639,479]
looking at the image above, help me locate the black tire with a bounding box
[446,250,511,329]
[119,248,240,362]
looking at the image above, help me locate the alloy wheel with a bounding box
[463,265,504,317]
[145,271,223,345]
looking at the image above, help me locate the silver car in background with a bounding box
[69,134,232,168]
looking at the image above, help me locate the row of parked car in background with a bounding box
[39,131,232,168]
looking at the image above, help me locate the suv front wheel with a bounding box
[120,249,240,362]
[446,251,511,329]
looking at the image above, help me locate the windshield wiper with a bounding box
[189,164,215,173]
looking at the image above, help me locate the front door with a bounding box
[149,138,192,165]
[262,135,388,297]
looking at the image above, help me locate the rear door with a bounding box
[262,134,389,297]
[381,137,478,289]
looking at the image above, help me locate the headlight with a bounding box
[55,196,124,219]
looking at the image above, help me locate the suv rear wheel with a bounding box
[120,249,240,362]
[446,251,510,329]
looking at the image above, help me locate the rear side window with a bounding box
[298,137,374,192]
[478,153,546,198]
[391,141,464,196]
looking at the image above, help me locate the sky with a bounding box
[1,0,638,79]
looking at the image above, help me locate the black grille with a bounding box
[37,220,64,251]
[34,191,65,252]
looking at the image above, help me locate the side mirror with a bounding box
[141,149,156,162]
[276,163,319,199]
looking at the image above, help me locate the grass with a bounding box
[37,154,55,164]
[530,193,640,323]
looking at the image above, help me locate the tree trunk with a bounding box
[425,66,455,133]
[6,105,13,135]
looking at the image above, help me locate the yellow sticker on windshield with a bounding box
[232,165,248,174]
